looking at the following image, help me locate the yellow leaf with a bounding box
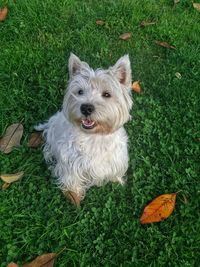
[132,81,142,93]
[0,171,24,183]
[140,20,156,27]
[0,123,23,154]
[119,32,131,40]
[22,253,56,267]
[96,20,105,26]
[193,3,200,12]
[175,72,182,79]
[2,182,11,190]
[140,193,176,224]
[0,6,8,22]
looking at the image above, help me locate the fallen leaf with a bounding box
[140,20,156,27]
[0,171,24,183]
[65,191,81,207]
[0,123,23,154]
[196,138,200,141]
[2,182,11,190]
[119,32,131,40]
[175,72,182,79]
[23,253,56,267]
[193,3,200,12]
[174,0,180,4]
[28,132,44,148]
[7,263,19,267]
[0,7,8,22]
[155,41,175,49]
[132,81,142,93]
[140,193,176,224]
[96,20,105,26]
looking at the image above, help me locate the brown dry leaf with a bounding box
[119,32,131,40]
[0,7,8,21]
[65,191,81,207]
[7,263,19,267]
[193,3,200,12]
[140,20,156,27]
[132,81,142,93]
[28,132,44,148]
[140,193,176,224]
[96,20,105,26]
[0,171,24,183]
[2,182,11,190]
[0,123,23,154]
[23,253,56,267]
[155,41,175,49]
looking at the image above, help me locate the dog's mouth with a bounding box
[81,119,96,129]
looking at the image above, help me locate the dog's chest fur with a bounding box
[45,111,128,185]
[76,126,128,181]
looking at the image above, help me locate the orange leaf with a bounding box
[132,81,142,93]
[140,193,176,224]
[119,32,131,40]
[155,41,175,49]
[28,132,44,148]
[96,20,105,26]
[0,6,8,21]
[22,253,56,267]
[7,263,19,267]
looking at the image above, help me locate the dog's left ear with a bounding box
[111,55,132,87]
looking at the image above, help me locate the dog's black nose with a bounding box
[80,104,95,116]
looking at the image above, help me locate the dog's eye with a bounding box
[78,89,84,95]
[102,92,111,98]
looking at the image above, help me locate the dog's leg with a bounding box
[62,183,86,207]
[64,190,81,207]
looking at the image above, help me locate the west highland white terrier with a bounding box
[36,53,133,205]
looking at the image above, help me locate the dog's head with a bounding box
[63,53,133,134]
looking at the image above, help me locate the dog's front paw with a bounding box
[64,190,81,207]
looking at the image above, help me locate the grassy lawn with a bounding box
[0,0,200,266]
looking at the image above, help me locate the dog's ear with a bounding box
[68,53,89,77]
[111,55,132,87]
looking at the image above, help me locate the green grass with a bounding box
[0,0,200,266]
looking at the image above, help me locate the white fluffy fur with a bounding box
[36,53,133,199]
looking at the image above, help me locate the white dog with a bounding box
[36,53,133,204]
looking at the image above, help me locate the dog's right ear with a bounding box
[68,53,89,77]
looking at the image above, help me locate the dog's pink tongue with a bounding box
[82,119,94,126]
